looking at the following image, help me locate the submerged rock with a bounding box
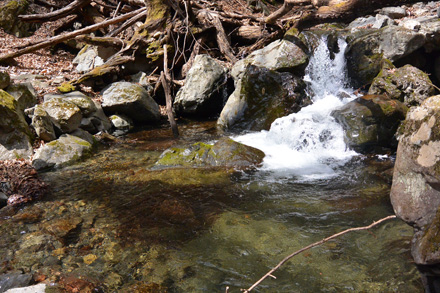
[154,137,265,169]
[0,90,33,160]
[368,64,436,106]
[390,95,440,265]
[218,65,307,132]
[331,95,407,152]
[32,134,94,170]
[101,82,160,123]
[174,55,228,117]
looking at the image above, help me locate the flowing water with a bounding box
[0,37,422,292]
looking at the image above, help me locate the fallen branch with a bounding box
[161,44,179,138]
[18,0,91,23]
[0,7,146,64]
[242,215,397,292]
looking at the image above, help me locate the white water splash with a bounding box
[234,37,358,179]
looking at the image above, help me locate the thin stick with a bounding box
[162,44,179,138]
[243,215,397,292]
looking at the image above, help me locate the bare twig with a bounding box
[162,44,180,138]
[243,215,397,292]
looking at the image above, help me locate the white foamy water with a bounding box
[234,37,358,179]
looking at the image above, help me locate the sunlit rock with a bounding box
[42,97,83,133]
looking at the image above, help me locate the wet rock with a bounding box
[155,137,265,169]
[174,55,228,117]
[6,83,37,113]
[390,95,440,265]
[331,95,407,152]
[379,7,407,19]
[0,0,37,37]
[30,104,57,142]
[110,114,133,136]
[0,273,32,292]
[0,71,10,90]
[0,90,34,160]
[32,134,93,170]
[5,283,46,292]
[391,95,440,229]
[368,64,436,107]
[218,65,307,131]
[232,39,308,78]
[42,97,83,133]
[101,82,160,123]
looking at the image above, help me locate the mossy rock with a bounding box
[154,137,265,169]
[42,97,83,133]
[368,64,436,107]
[0,89,33,159]
[331,94,407,152]
[0,0,38,37]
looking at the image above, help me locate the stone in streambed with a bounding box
[42,97,83,133]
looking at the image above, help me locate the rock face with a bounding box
[32,134,93,170]
[218,65,307,132]
[0,90,33,160]
[42,97,83,133]
[101,82,160,123]
[331,95,407,152]
[154,137,265,169]
[390,95,440,265]
[174,55,228,117]
[368,64,436,106]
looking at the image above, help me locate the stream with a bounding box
[0,37,423,292]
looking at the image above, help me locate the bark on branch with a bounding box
[243,215,397,292]
[18,0,92,23]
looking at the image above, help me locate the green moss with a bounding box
[58,82,76,93]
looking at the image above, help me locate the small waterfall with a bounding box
[234,37,358,179]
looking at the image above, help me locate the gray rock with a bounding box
[110,114,133,135]
[372,14,394,29]
[73,46,105,73]
[390,96,440,264]
[64,91,97,117]
[12,74,49,89]
[348,16,376,30]
[5,283,46,293]
[70,128,97,146]
[0,273,32,292]
[31,104,56,142]
[32,134,93,170]
[0,90,33,160]
[331,95,407,152]
[218,65,307,132]
[42,97,83,133]
[43,93,65,102]
[401,19,421,31]
[368,64,436,106]
[88,102,112,132]
[174,55,228,116]
[0,71,10,90]
[101,81,160,123]
[232,39,308,79]
[379,7,407,19]
[6,83,37,113]
[130,72,154,94]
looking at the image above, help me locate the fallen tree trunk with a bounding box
[0,7,146,64]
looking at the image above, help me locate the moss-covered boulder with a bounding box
[101,82,160,123]
[0,0,38,37]
[0,71,10,90]
[154,137,265,169]
[174,55,228,117]
[331,95,407,152]
[368,64,436,107]
[6,83,37,112]
[42,97,83,133]
[0,90,33,160]
[32,134,93,170]
[218,65,308,132]
[390,95,440,265]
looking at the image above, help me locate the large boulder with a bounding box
[390,95,440,265]
[218,65,307,132]
[42,97,83,133]
[0,71,10,90]
[331,95,407,152]
[0,90,33,160]
[0,0,38,37]
[174,55,228,117]
[101,82,160,123]
[232,39,309,79]
[368,64,437,107]
[32,134,94,170]
[154,137,265,169]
